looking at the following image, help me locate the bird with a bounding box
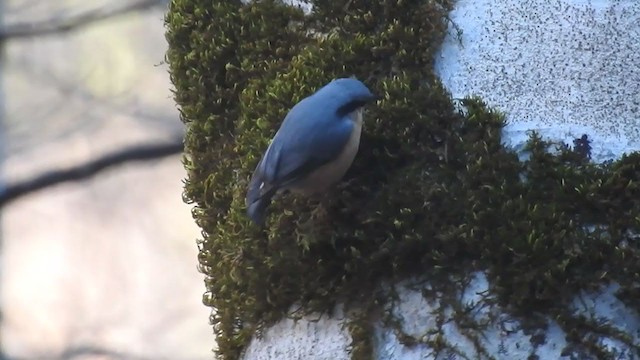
[245,78,379,225]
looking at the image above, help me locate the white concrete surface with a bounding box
[244,274,640,360]
[435,0,640,163]
[374,275,639,359]
[243,308,351,360]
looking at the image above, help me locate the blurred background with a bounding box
[0,0,213,359]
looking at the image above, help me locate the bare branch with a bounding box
[0,139,183,207]
[0,0,168,41]
[57,345,155,360]
[8,344,156,360]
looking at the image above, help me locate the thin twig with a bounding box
[0,0,168,40]
[0,139,183,206]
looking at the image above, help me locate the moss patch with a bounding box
[165,0,640,359]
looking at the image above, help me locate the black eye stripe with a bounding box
[337,100,368,116]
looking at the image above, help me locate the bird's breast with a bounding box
[290,108,364,193]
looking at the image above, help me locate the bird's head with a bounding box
[315,78,380,115]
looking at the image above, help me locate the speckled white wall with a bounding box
[243,308,351,360]
[435,0,640,162]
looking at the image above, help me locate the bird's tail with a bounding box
[247,194,273,225]
[246,174,277,225]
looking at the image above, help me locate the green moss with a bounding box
[347,308,376,360]
[165,0,640,359]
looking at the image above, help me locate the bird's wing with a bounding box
[265,106,353,187]
[246,98,352,207]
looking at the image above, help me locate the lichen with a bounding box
[165,0,640,359]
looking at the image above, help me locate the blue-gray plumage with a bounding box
[246,78,378,225]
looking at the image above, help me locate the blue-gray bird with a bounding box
[246,78,378,225]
